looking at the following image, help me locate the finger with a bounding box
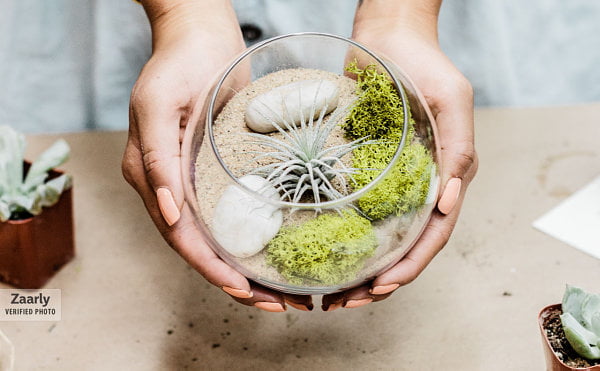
[321,291,345,312]
[431,77,477,215]
[322,285,392,312]
[283,294,314,312]
[371,193,465,290]
[369,143,478,292]
[230,282,287,312]
[339,286,375,309]
[122,130,253,298]
[130,77,188,227]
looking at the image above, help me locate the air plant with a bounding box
[0,125,71,222]
[241,81,378,205]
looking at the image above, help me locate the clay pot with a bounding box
[0,166,74,289]
[539,304,600,371]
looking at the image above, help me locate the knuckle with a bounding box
[454,75,473,98]
[438,74,473,101]
[427,221,452,248]
[401,269,419,285]
[141,149,180,180]
[142,149,164,174]
[130,76,164,110]
[121,149,139,187]
[450,141,477,177]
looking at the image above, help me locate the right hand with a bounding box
[122,0,314,312]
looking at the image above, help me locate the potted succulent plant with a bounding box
[539,285,600,370]
[0,125,74,289]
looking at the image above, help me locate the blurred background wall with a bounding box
[0,0,598,133]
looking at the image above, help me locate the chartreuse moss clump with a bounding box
[343,61,405,140]
[353,130,433,220]
[266,210,377,285]
[343,61,433,220]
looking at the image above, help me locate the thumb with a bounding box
[131,90,186,227]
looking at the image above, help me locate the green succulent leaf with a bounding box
[560,313,600,360]
[0,125,26,198]
[592,313,600,338]
[561,285,600,360]
[0,199,10,222]
[0,125,70,219]
[582,294,600,329]
[22,139,70,191]
[563,284,588,323]
[34,174,72,208]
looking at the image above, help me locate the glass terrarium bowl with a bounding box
[181,32,440,295]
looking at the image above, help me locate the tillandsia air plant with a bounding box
[0,125,71,222]
[240,81,379,205]
[560,285,600,360]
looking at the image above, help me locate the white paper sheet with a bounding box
[533,175,600,259]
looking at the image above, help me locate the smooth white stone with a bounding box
[212,175,282,258]
[245,79,339,133]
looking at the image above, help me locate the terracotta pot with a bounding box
[539,304,600,371]
[0,166,74,289]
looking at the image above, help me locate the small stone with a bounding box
[245,79,339,133]
[212,175,282,258]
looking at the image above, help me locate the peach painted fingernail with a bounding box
[370,283,400,295]
[344,298,373,309]
[156,188,180,226]
[324,302,342,312]
[254,302,286,312]
[438,177,462,215]
[222,286,253,298]
[285,301,313,312]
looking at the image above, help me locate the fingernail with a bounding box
[254,302,286,312]
[222,286,253,298]
[344,298,373,309]
[285,300,313,312]
[323,302,342,312]
[156,187,181,226]
[370,283,400,295]
[438,177,462,215]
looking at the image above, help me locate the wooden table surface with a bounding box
[2,103,600,370]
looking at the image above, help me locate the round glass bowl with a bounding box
[181,33,440,295]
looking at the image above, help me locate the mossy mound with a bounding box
[266,210,377,285]
[344,62,434,220]
[352,129,433,219]
[343,61,405,140]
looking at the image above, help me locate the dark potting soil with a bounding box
[543,306,600,368]
[9,210,33,220]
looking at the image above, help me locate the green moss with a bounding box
[343,61,405,140]
[343,61,434,220]
[266,210,377,285]
[353,130,434,219]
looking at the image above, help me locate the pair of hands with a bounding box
[122,2,477,312]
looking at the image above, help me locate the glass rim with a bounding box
[206,32,409,210]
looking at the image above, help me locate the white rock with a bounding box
[245,79,339,133]
[212,175,282,258]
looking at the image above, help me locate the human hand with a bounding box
[322,1,478,311]
[122,0,314,312]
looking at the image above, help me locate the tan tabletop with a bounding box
[2,103,600,370]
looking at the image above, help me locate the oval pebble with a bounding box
[211,175,282,258]
[245,79,339,133]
